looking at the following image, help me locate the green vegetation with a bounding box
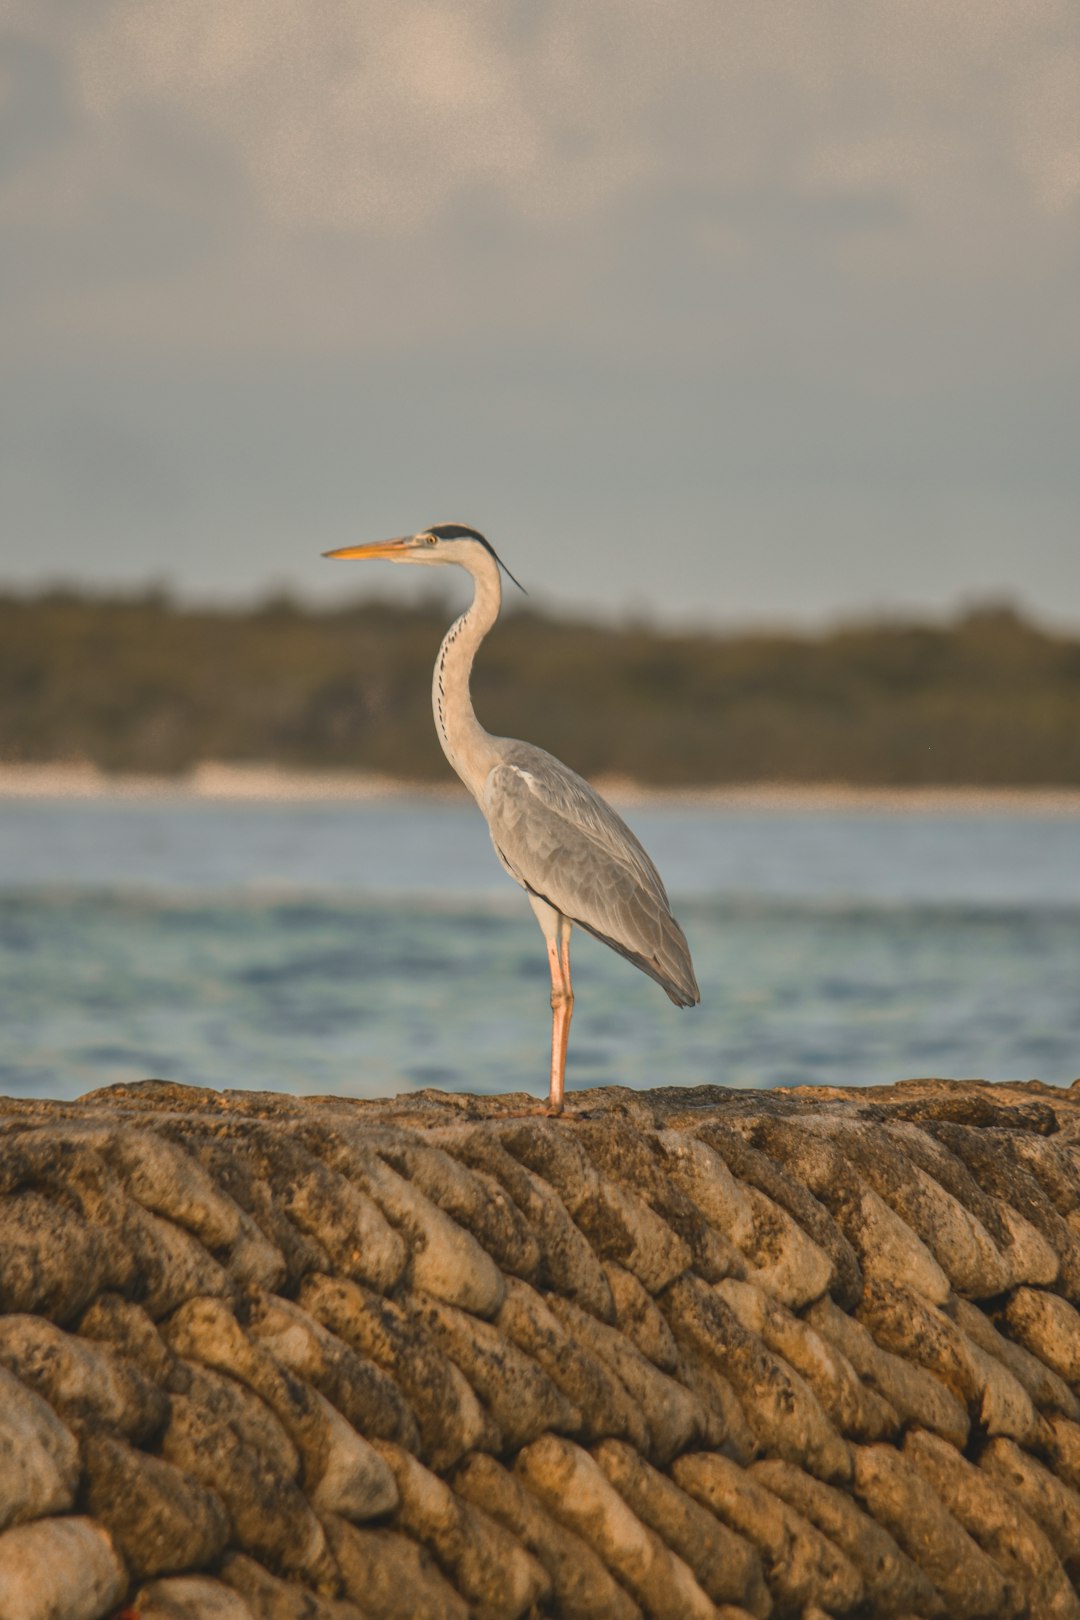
[3,588,1080,786]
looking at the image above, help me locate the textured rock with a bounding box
[673,1449,864,1615]
[594,1438,771,1615]
[297,1273,493,1469]
[516,1434,717,1619]
[903,1428,1080,1620]
[131,1575,256,1619]
[664,1275,851,1482]
[2,1076,1080,1619]
[751,1457,937,1618]
[373,1439,550,1619]
[0,1313,168,1441]
[0,1364,79,1532]
[0,1516,126,1620]
[1001,1285,1080,1385]
[82,1428,229,1582]
[852,1443,1013,1618]
[497,1275,649,1449]
[406,1289,581,1448]
[323,1516,468,1620]
[454,1451,642,1620]
[219,1551,366,1619]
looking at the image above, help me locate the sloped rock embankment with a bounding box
[2,1078,1080,1619]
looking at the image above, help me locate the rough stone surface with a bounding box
[1,1077,1080,1617]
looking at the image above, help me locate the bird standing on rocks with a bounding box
[324,524,699,1112]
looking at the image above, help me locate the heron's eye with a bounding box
[424,534,438,546]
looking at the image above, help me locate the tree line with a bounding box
[3,587,1080,786]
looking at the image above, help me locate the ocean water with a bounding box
[3,795,1079,1101]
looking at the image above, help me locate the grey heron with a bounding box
[324,523,699,1112]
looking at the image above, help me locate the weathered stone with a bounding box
[673,1449,864,1616]
[160,1376,337,1591]
[297,1274,492,1470]
[752,1456,937,1618]
[246,1292,420,1452]
[0,1313,168,1441]
[996,1201,1063,1288]
[489,1118,600,1211]
[373,1440,550,1620]
[805,1295,970,1448]
[716,1277,898,1442]
[873,1156,1012,1297]
[904,1428,1078,1620]
[548,1292,707,1464]
[108,1126,243,1249]
[746,1122,953,1305]
[933,1124,1079,1294]
[952,1294,1080,1420]
[496,1276,649,1449]
[663,1275,852,1482]
[565,1117,739,1281]
[131,1576,256,1619]
[436,1131,616,1318]
[0,1189,109,1324]
[672,1350,758,1464]
[174,1358,299,1479]
[845,1184,954,1304]
[1043,1416,1080,1495]
[0,1363,78,1531]
[979,1436,1080,1581]
[220,1551,366,1619]
[454,1452,642,1620]
[262,1143,407,1295]
[855,1280,1038,1442]
[78,1292,175,1385]
[714,1121,868,1303]
[363,1127,543,1280]
[594,1438,770,1616]
[575,1178,692,1295]
[6,1079,1080,1619]
[692,1121,860,1306]
[0,1516,126,1620]
[134,1206,233,1318]
[406,1290,580,1449]
[323,1516,468,1620]
[516,1435,717,1620]
[163,1296,398,1519]
[1001,1286,1080,1386]
[604,1262,680,1372]
[853,1443,1011,1618]
[350,1151,504,1316]
[187,1135,329,1294]
[226,1210,290,1294]
[83,1428,229,1582]
[307,1384,401,1519]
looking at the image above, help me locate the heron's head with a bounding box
[323,523,524,589]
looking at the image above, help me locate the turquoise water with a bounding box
[4,797,1080,1100]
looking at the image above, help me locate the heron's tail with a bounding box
[578,912,700,1008]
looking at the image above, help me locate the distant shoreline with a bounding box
[3,761,1080,815]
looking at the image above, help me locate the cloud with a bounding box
[8,1,1079,245]
[2,0,1079,630]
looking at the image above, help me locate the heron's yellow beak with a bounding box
[322,537,411,561]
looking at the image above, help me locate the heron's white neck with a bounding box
[432,549,504,801]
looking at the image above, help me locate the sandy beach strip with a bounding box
[2,760,1080,815]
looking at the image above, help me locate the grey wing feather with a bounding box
[482,742,700,1007]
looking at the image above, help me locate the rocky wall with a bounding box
[1,1078,1080,1619]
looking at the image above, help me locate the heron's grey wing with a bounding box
[483,746,700,1007]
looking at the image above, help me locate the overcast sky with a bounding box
[2,1,1078,626]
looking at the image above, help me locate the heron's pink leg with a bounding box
[547,921,573,1114]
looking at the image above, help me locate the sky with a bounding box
[2,0,1079,628]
